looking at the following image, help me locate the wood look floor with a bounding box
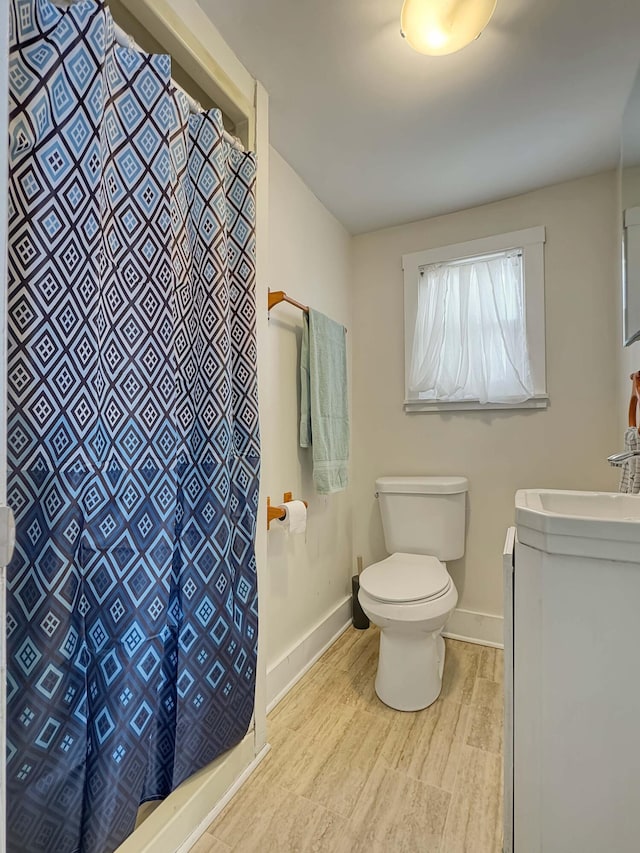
[192,627,504,853]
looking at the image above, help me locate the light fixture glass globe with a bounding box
[400,0,497,56]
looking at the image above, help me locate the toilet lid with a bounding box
[359,553,451,603]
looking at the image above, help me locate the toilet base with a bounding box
[375,629,446,711]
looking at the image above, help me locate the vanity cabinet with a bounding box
[504,523,640,853]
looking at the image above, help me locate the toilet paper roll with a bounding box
[276,500,307,534]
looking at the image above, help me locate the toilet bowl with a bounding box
[358,553,458,711]
[358,476,468,712]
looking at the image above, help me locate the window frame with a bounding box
[402,226,548,412]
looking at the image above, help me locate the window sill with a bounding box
[403,395,549,413]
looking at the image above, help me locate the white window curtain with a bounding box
[409,251,534,404]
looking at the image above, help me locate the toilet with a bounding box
[358,476,468,712]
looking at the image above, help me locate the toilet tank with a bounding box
[376,476,468,561]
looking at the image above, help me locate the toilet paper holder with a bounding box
[266,492,308,530]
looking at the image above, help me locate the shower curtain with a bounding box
[6,2,260,851]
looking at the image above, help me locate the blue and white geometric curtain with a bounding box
[6,1,260,851]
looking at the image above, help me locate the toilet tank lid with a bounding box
[376,476,468,495]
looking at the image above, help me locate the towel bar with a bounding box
[267,289,347,334]
[268,289,309,313]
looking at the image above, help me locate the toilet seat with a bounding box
[359,553,451,604]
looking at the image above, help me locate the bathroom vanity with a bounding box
[504,490,640,853]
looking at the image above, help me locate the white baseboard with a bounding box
[443,607,504,648]
[266,595,352,712]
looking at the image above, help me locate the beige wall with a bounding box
[352,172,620,619]
[263,147,353,669]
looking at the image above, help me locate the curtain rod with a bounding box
[56,1,244,150]
[111,22,244,151]
[419,248,522,274]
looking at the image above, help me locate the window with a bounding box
[403,227,547,412]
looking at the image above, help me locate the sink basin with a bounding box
[518,489,640,521]
[515,489,640,561]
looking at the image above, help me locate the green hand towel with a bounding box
[300,309,349,494]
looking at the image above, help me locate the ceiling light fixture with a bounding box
[400,0,497,56]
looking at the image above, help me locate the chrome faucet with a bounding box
[608,450,640,467]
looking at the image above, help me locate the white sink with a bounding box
[515,489,640,561]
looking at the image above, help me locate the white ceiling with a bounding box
[197,0,640,234]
